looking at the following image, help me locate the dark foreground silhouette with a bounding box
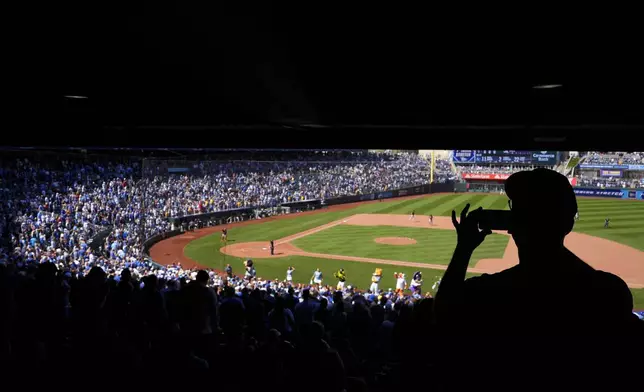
[436,169,643,390]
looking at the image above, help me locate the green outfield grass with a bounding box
[292,225,508,265]
[211,255,475,297]
[183,193,644,308]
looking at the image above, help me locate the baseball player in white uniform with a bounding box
[311,268,323,285]
[286,266,294,283]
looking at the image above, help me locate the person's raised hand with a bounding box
[451,204,492,252]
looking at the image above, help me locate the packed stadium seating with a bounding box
[1,151,641,391]
[575,176,639,189]
[584,151,644,165]
[1,150,454,290]
[573,152,644,188]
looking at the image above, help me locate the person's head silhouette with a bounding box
[505,168,578,253]
[195,270,209,285]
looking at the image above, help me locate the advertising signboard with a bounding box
[573,188,624,198]
[462,173,511,180]
[600,169,623,177]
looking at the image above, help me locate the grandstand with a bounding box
[573,151,644,189]
[451,150,561,193]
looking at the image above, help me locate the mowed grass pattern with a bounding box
[573,198,644,251]
[184,193,644,308]
[292,225,508,265]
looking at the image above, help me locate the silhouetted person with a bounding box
[268,296,295,340]
[436,168,641,391]
[329,292,348,340]
[163,279,182,331]
[68,267,110,368]
[107,268,136,338]
[178,270,218,346]
[294,321,346,392]
[243,288,266,340]
[137,274,168,340]
[284,287,297,312]
[437,169,635,331]
[315,297,330,329]
[294,288,319,330]
[348,299,372,357]
[219,286,245,338]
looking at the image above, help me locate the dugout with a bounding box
[281,199,322,212]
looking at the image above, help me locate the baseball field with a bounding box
[150,193,644,309]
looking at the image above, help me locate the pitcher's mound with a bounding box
[374,237,417,245]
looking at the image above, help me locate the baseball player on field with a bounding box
[286,266,295,283]
[311,268,323,286]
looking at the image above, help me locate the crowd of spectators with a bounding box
[583,151,644,165]
[0,256,445,390]
[434,159,457,182]
[0,150,464,390]
[142,153,456,217]
[571,152,644,189]
[0,150,454,292]
[143,155,445,218]
[575,175,641,189]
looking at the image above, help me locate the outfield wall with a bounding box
[455,184,644,200]
[574,187,644,200]
[142,229,183,268]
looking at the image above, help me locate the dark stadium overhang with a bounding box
[4,124,644,152]
[7,2,644,151]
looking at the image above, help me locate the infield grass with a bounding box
[292,225,508,265]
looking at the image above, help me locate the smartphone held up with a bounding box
[478,209,511,231]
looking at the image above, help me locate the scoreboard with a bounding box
[453,150,558,165]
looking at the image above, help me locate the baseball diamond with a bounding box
[150,193,644,308]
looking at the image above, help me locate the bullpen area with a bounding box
[150,193,644,307]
